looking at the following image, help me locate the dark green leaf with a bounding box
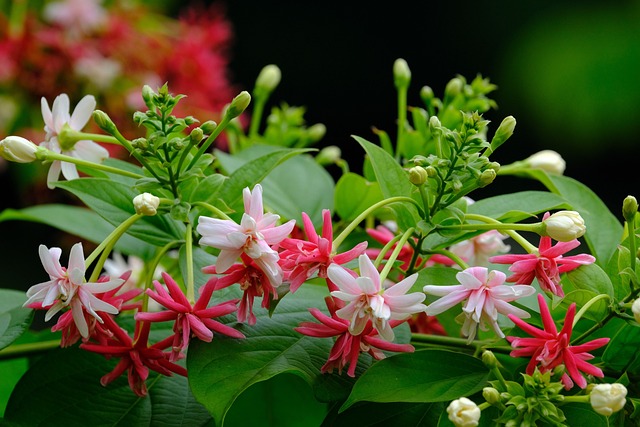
[566,263,614,299]
[0,290,32,351]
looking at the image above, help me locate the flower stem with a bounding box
[333,196,421,249]
[379,227,415,284]
[187,114,231,169]
[192,201,233,221]
[573,293,610,328]
[0,339,61,361]
[38,150,143,179]
[460,214,539,254]
[185,223,195,304]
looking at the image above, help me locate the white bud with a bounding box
[632,299,640,323]
[590,383,627,416]
[255,64,281,93]
[526,150,566,175]
[447,397,480,427]
[543,210,586,242]
[133,193,160,216]
[0,136,38,163]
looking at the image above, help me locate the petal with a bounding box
[69,95,96,130]
[358,255,381,291]
[327,264,359,295]
[39,245,64,278]
[424,290,469,316]
[72,140,109,162]
[384,273,418,296]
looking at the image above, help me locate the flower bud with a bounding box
[0,136,38,163]
[543,210,586,241]
[393,58,411,89]
[409,166,429,186]
[478,169,496,187]
[444,77,464,98]
[632,299,640,323]
[189,127,204,144]
[623,195,638,223]
[447,397,480,427]
[141,85,156,108]
[200,120,217,135]
[429,115,442,133]
[255,64,281,93]
[307,123,326,142]
[92,110,117,134]
[315,145,341,166]
[481,350,498,369]
[225,91,251,119]
[525,149,566,175]
[482,387,501,405]
[590,383,627,416]
[420,85,434,104]
[133,193,160,216]
[488,116,516,154]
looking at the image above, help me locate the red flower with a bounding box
[80,317,186,397]
[489,213,595,296]
[135,272,244,361]
[507,293,609,389]
[295,297,414,377]
[279,209,367,293]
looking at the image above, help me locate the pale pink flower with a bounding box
[24,242,124,338]
[508,294,609,389]
[43,0,107,35]
[40,93,109,189]
[423,267,535,342]
[328,254,426,342]
[449,230,511,267]
[489,212,595,297]
[196,184,295,285]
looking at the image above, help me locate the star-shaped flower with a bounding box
[507,293,609,389]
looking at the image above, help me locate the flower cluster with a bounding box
[0,58,636,426]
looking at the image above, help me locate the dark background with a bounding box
[204,0,640,216]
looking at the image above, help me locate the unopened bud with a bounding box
[200,120,217,134]
[481,350,498,369]
[255,64,281,94]
[315,145,341,166]
[0,136,38,163]
[92,110,117,134]
[543,210,586,241]
[225,91,251,119]
[133,193,160,216]
[489,115,516,154]
[478,169,496,187]
[444,77,464,98]
[632,299,640,323]
[425,166,437,177]
[393,58,411,89]
[447,397,481,427]
[590,383,627,416]
[623,195,638,223]
[525,149,565,175]
[429,115,442,132]
[482,387,501,405]
[190,127,204,144]
[141,85,155,108]
[409,166,428,186]
[420,85,434,105]
[307,123,326,142]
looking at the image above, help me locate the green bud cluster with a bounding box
[486,369,568,426]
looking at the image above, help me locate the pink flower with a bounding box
[40,93,109,189]
[24,242,124,338]
[196,184,295,285]
[295,297,415,377]
[135,272,244,361]
[365,224,419,271]
[448,230,511,267]
[507,293,609,389]
[279,209,367,293]
[80,317,187,397]
[43,0,107,35]
[489,213,596,297]
[203,254,277,325]
[328,254,426,342]
[423,267,536,342]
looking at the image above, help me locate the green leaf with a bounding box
[323,401,446,426]
[0,358,28,418]
[341,349,489,411]
[468,191,569,221]
[557,289,609,323]
[55,178,184,247]
[334,173,383,222]
[602,323,640,372]
[561,402,608,426]
[566,263,615,299]
[4,347,212,426]
[0,204,156,258]
[215,145,314,212]
[353,135,421,231]
[547,174,623,267]
[187,284,336,426]
[0,290,32,351]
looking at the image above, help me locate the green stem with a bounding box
[192,201,233,221]
[38,150,143,179]
[59,128,121,145]
[395,84,408,161]
[561,395,589,404]
[187,114,232,169]
[411,332,512,354]
[373,233,403,268]
[248,95,266,139]
[460,213,539,254]
[379,228,414,284]
[573,294,610,328]
[185,223,195,304]
[85,214,143,274]
[627,221,637,285]
[427,249,469,270]
[333,196,421,249]
[0,339,61,361]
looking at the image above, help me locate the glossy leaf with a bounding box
[566,263,614,299]
[334,173,383,222]
[0,290,32,351]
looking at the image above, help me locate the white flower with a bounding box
[24,242,123,338]
[632,299,640,323]
[590,383,627,416]
[40,93,109,189]
[0,136,38,163]
[447,397,481,427]
[133,193,160,216]
[526,149,566,175]
[196,184,295,286]
[328,254,426,341]
[543,210,586,241]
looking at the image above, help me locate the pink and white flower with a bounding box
[40,93,109,188]
[328,254,426,342]
[24,242,124,338]
[423,266,536,342]
[196,184,295,285]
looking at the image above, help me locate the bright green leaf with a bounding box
[566,263,614,299]
[334,173,383,222]
[0,290,32,351]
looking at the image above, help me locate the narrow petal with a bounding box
[69,95,96,130]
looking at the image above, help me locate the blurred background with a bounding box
[1,0,639,282]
